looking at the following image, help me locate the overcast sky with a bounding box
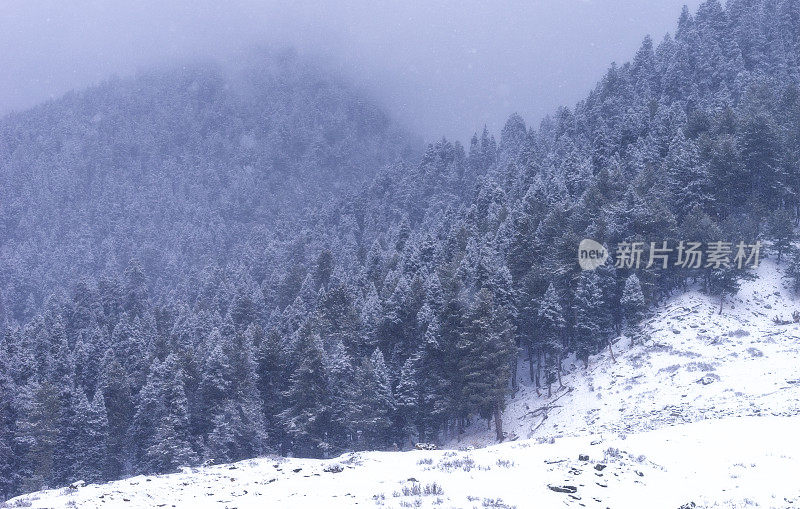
[0,0,703,141]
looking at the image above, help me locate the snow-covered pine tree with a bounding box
[620,273,646,341]
[572,272,605,369]
[70,390,109,483]
[766,208,795,263]
[277,321,334,457]
[0,346,18,499]
[538,283,566,395]
[350,348,396,449]
[144,355,197,473]
[394,355,420,445]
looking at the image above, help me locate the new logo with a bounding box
[578,239,608,270]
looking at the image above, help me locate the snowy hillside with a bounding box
[457,258,800,447]
[4,416,799,509]
[6,260,800,509]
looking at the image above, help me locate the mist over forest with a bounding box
[0,0,704,140]
[3,0,800,506]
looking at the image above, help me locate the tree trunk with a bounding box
[557,352,564,388]
[608,338,616,363]
[536,349,542,388]
[527,343,535,383]
[510,357,518,391]
[494,405,503,442]
[719,296,724,315]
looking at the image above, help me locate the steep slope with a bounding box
[7,262,800,508]
[458,258,800,446]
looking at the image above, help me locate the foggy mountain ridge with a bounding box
[0,0,706,140]
[0,48,419,311]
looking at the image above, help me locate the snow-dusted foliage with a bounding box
[3,0,800,501]
[7,260,800,508]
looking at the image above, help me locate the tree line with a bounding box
[3,0,800,500]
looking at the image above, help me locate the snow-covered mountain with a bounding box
[7,260,800,509]
[7,1,800,500]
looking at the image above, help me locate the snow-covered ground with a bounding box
[457,258,800,447]
[6,260,800,509]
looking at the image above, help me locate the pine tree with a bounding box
[73,327,104,396]
[394,355,419,445]
[708,266,753,314]
[665,131,714,220]
[620,274,646,340]
[130,359,162,470]
[350,348,396,449]
[229,288,257,331]
[594,260,620,360]
[324,338,356,452]
[278,323,334,457]
[766,208,795,263]
[123,259,148,319]
[785,246,800,294]
[573,272,605,368]
[256,326,286,452]
[0,347,18,499]
[144,355,197,473]
[110,314,149,390]
[739,98,787,211]
[197,336,232,437]
[14,380,60,493]
[415,316,450,442]
[359,284,382,354]
[98,350,134,479]
[439,297,468,434]
[206,397,264,464]
[202,325,266,463]
[537,283,566,395]
[458,289,514,440]
[70,390,109,483]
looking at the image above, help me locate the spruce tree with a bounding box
[144,355,197,473]
[573,272,605,368]
[0,347,17,499]
[538,283,566,395]
[350,349,396,449]
[395,355,420,445]
[98,350,133,479]
[256,326,287,452]
[766,208,795,263]
[71,390,109,483]
[620,273,646,340]
[14,380,60,493]
[278,323,334,457]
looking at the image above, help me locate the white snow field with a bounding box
[6,260,800,509]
